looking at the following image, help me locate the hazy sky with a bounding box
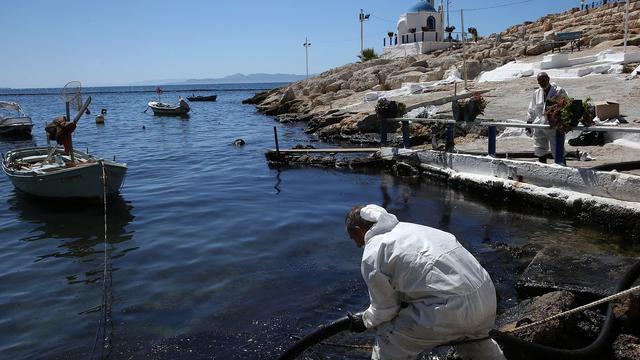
[1,0,584,88]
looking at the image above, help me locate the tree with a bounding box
[358,48,379,62]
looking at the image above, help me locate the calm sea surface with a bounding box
[0,84,638,359]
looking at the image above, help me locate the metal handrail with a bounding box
[380,116,640,165]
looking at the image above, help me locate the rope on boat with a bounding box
[89,161,113,360]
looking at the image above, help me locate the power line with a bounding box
[369,14,396,24]
[451,0,533,12]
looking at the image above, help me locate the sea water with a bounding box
[0,84,636,359]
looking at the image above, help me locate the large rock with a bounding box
[517,246,638,299]
[525,42,554,56]
[613,334,640,360]
[481,58,503,72]
[430,54,463,70]
[346,71,380,92]
[332,89,355,100]
[410,59,429,68]
[495,290,608,360]
[385,71,425,90]
[419,69,444,82]
[311,93,335,107]
[279,87,295,104]
[591,34,612,47]
[613,292,640,333]
[325,80,345,93]
[458,59,482,80]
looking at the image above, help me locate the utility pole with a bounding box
[303,37,311,79]
[446,0,452,28]
[461,9,467,89]
[359,9,370,53]
[624,0,630,52]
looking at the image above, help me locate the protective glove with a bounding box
[525,121,533,136]
[347,312,367,333]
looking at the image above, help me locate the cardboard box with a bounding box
[594,100,619,120]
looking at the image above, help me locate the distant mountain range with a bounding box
[129,73,308,86]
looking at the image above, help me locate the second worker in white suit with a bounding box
[526,72,568,163]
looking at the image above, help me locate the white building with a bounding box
[383,0,452,59]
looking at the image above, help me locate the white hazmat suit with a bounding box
[526,83,568,158]
[358,205,505,360]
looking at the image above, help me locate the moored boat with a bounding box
[148,97,190,116]
[186,95,217,102]
[0,101,33,137]
[2,147,127,201]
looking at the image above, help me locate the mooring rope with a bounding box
[89,161,112,360]
[507,284,640,333]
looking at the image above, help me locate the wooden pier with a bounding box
[266,148,380,154]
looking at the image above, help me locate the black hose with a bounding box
[490,259,640,359]
[277,315,353,360]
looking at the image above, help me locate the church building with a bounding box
[383,0,452,59]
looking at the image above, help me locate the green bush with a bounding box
[358,48,379,62]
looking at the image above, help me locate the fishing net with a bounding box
[60,81,83,111]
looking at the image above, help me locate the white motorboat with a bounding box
[0,101,33,137]
[147,97,190,116]
[2,147,127,201]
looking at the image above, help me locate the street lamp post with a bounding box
[359,9,370,53]
[303,37,311,79]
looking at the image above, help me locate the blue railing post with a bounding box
[402,120,410,149]
[445,123,455,151]
[488,126,497,156]
[555,130,565,165]
[380,116,388,146]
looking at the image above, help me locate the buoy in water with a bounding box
[95,114,105,124]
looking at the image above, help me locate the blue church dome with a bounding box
[410,1,436,12]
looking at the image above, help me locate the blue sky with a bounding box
[1,0,583,88]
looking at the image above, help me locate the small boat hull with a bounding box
[186,95,217,102]
[2,148,127,201]
[148,101,190,116]
[0,116,33,138]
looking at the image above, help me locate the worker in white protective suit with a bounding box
[526,72,568,164]
[345,204,506,360]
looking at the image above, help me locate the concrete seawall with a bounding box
[380,148,640,238]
